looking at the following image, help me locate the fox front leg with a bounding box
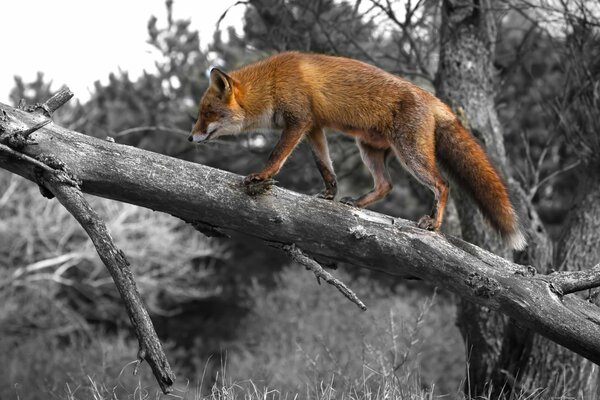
[306,127,337,200]
[243,120,312,188]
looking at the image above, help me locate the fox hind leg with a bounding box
[391,124,449,231]
[341,139,392,208]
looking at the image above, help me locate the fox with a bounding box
[189,51,527,250]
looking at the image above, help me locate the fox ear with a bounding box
[210,68,234,98]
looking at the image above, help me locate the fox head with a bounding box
[189,68,245,143]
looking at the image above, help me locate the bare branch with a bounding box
[550,263,600,295]
[369,0,432,79]
[40,174,176,394]
[216,0,250,32]
[528,160,581,201]
[285,244,367,311]
[0,143,55,173]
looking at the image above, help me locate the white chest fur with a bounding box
[245,108,285,131]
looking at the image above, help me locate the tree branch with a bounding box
[41,175,176,393]
[284,244,367,311]
[42,88,74,114]
[2,96,600,368]
[550,263,600,295]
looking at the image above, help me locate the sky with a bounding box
[0,0,244,103]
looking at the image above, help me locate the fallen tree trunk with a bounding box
[1,97,600,379]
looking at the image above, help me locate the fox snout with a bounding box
[189,126,216,143]
[189,120,212,143]
[188,131,210,143]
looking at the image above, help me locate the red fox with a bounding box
[189,52,526,250]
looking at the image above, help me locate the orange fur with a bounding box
[189,52,526,250]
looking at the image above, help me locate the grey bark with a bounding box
[1,100,600,374]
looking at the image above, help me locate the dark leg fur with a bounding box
[391,126,449,231]
[341,140,392,207]
[244,120,311,185]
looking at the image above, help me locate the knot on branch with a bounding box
[466,272,500,298]
[37,153,66,170]
[134,346,147,375]
[348,225,375,240]
[2,131,31,150]
[35,154,82,192]
[513,265,537,277]
[0,113,48,151]
[24,103,52,117]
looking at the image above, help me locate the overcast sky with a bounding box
[0,0,243,103]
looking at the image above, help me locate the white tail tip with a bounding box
[506,230,527,251]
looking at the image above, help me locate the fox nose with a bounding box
[187,135,194,142]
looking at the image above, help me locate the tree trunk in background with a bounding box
[435,1,510,395]
[435,0,553,397]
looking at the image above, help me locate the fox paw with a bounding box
[242,174,276,196]
[316,191,336,201]
[417,215,438,231]
[243,173,266,185]
[340,196,358,206]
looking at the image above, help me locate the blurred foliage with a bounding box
[225,267,463,395]
[495,1,600,233]
[9,72,55,106]
[555,13,600,168]
[2,0,600,398]
[0,174,225,324]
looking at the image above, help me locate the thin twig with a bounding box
[284,244,367,311]
[12,119,52,136]
[528,160,581,200]
[216,0,250,31]
[0,143,55,173]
